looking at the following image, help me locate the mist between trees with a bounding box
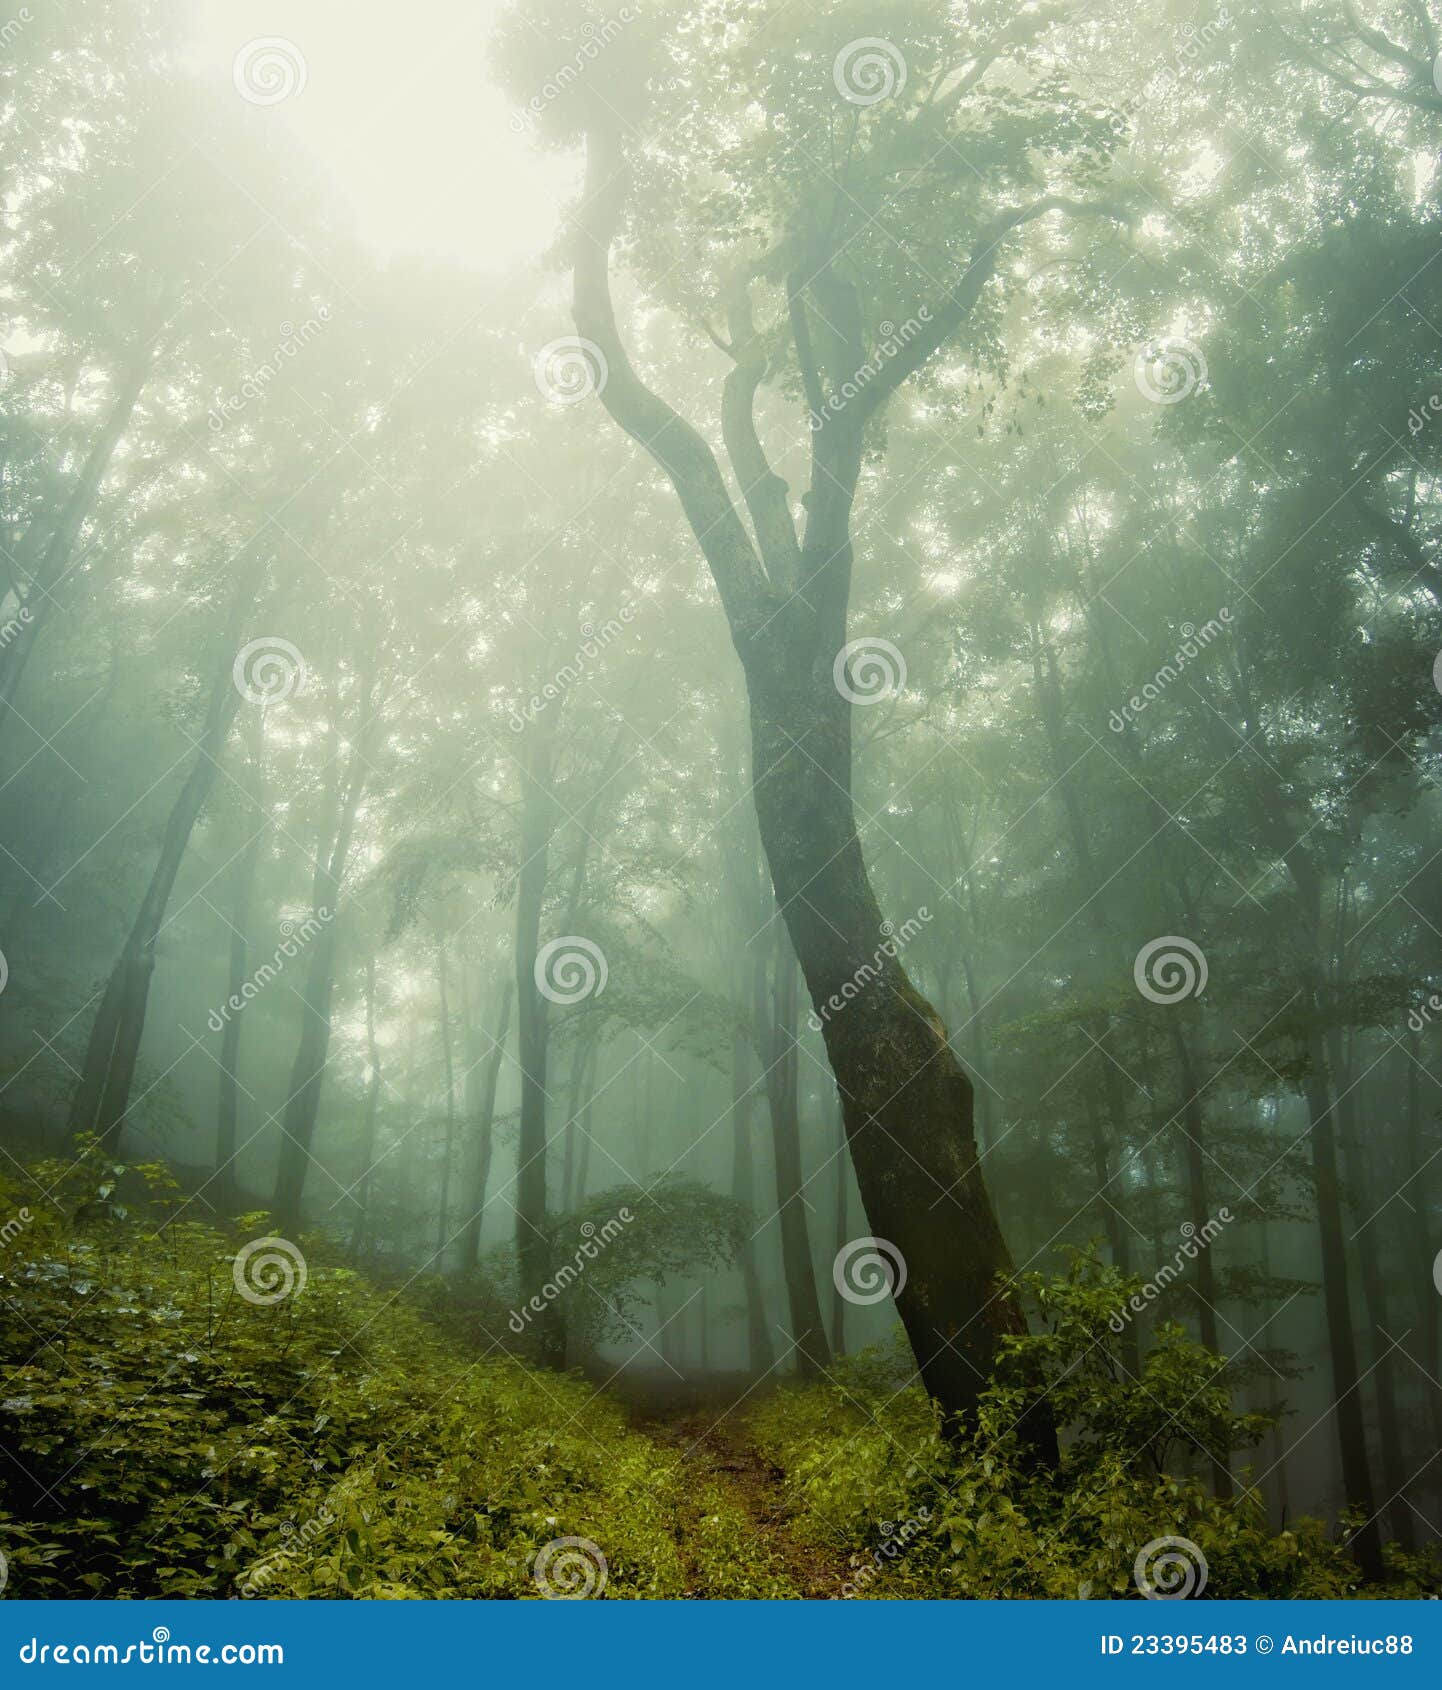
[0,0,1440,1602]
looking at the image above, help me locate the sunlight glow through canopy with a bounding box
[191,0,575,271]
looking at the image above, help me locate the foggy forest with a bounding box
[1,0,1441,1602]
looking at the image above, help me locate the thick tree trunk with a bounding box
[574,126,1054,1449]
[67,609,244,1153]
[745,657,1042,1441]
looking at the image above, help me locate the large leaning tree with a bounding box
[501,0,1138,1441]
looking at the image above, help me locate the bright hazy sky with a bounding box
[190,0,576,271]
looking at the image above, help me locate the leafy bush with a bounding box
[746,1253,1442,1599]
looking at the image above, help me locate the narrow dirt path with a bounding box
[616,1377,854,1599]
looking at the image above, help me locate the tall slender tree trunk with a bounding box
[513,720,563,1363]
[436,939,457,1265]
[757,927,830,1376]
[67,593,246,1152]
[1401,1031,1442,1449]
[460,975,513,1271]
[0,343,154,739]
[352,953,383,1254]
[730,1022,776,1376]
[576,129,1056,1448]
[272,696,372,1234]
[1332,1031,1414,1551]
[215,717,266,1213]
[831,1094,848,1359]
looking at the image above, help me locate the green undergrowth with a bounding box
[744,1258,1442,1600]
[0,1156,696,1598]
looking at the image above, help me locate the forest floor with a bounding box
[611,1371,854,1598]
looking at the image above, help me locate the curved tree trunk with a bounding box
[573,123,1053,1448]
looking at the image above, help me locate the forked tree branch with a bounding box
[571,125,775,646]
